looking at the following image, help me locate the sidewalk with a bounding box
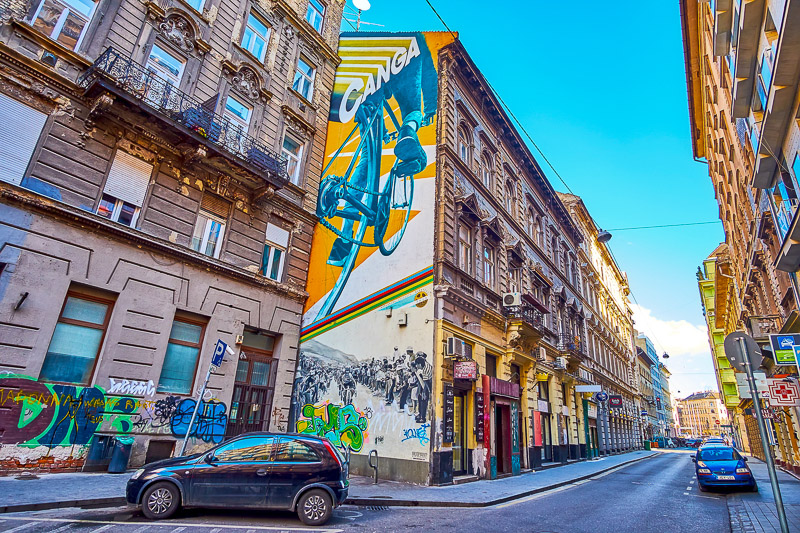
[728,457,800,533]
[0,449,656,513]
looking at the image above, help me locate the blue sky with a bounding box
[340,1,723,396]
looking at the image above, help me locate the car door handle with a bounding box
[257,469,268,476]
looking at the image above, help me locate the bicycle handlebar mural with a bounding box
[294,32,454,467]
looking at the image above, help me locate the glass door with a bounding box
[453,394,466,475]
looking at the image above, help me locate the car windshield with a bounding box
[698,448,741,461]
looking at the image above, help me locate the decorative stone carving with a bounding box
[232,66,261,101]
[159,14,195,53]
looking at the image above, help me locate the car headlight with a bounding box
[736,468,750,474]
[130,468,145,480]
[698,468,711,474]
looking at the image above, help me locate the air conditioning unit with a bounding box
[502,292,522,307]
[554,356,567,369]
[535,347,546,360]
[447,337,466,357]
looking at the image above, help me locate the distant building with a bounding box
[675,391,728,438]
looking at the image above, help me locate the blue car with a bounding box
[692,446,757,492]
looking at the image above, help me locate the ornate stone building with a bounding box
[0,0,343,472]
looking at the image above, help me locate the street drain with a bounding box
[367,506,390,511]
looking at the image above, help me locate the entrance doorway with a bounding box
[453,393,467,475]
[226,329,276,437]
[541,413,552,462]
[494,403,511,475]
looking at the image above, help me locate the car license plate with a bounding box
[717,475,735,480]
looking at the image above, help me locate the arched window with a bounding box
[458,127,470,161]
[535,217,543,247]
[481,154,492,189]
[526,209,536,238]
[504,180,515,215]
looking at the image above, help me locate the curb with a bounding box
[0,452,659,514]
[343,452,660,508]
[0,497,127,514]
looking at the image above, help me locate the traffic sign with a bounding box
[769,334,800,366]
[212,339,227,367]
[723,332,761,373]
[595,391,609,402]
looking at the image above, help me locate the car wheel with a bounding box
[141,481,180,520]
[297,489,333,526]
[750,483,759,492]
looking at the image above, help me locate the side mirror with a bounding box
[691,457,696,463]
[743,457,748,462]
[204,453,217,465]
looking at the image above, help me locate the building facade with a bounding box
[675,391,728,438]
[682,0,800,471]
[290,33,642,486]
[0,0,344,472]
[636,346,657,440]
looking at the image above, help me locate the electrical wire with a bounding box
[607,221,720,232]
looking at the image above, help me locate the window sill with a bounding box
[288,87,315,109]
[0,182,308,302]
[233,42,269,72]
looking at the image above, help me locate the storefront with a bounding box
[482,375,521,478]
[535,378,553,463]
[585,400,598,459]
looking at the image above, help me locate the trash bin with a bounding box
[644,441,651,451]
[108,436,135,473]
[650,440,659,448]
[83,435,115,472]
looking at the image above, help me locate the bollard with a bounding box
[368,449,379,484]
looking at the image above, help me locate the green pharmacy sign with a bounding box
[768,334,800,366]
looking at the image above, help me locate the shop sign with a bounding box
[443,383,455,443]
[538,399,549,413]
[536,373,549,381]
[608,395,623,409]
[489,377,521,398]
[587,403,597,419]
[562,405,569,416]
[768,334,800,365]
[765,378,800,407]
[475,391,485,442]
[575,385,601,393]
[454,360,478,380]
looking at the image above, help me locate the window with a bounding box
[31,0,97,51]
[40,291,114,384]
[241,12,270,62]
[305,0,325,32]
[215,436,274,462]
[192,195,230,259]
[96,150,153,227]
[292,58,316,101]
[485,354,497,378]
[483,244,495,287]
[146,44,184,86]
[261,223,289,281]
[223,95,252,132]
[275,439,320,462]
[282,134,304,185]
[481,154,492,189]
[509,265,521,292]
[538,380,549,402]
[184,0,204,12]
[510,363,521,386]
[505,181,515,215]
[458,224,472,275]
[0,94,48,186]
[458,128,469,161]
[157,315,205,394]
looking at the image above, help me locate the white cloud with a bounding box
[631,304,719,397]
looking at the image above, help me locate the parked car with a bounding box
[701,437,725,446]
[126,433,349,525]
[692,446,757,492]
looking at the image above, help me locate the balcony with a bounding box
[558,333,586,365]
[713,0,734,56]
[747,315,782,341]
[505,304,545,351]
[731,0,766,118]
[752,2,800,189]
[78,48,288,191]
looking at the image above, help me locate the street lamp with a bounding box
[662,352,670,359]
[597,230,612,243]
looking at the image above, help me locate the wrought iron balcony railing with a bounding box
[558,333,581,354]
[79,48,288,187]
[504,305,544,331]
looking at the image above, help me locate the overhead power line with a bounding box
[607,221,720,232]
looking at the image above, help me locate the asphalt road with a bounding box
[0,451,733,533]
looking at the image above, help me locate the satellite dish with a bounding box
[353,0,371,10]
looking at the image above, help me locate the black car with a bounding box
[126,432,349,526]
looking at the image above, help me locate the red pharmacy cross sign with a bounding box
[766,380,800,406]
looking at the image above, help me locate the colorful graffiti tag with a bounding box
[170,399,228,444]
[296,402,369,452]
[0,376,137,447]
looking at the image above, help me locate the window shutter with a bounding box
[200,194,231,219]
[104,150,153,206]
[0,94,47,186]
[265,223,289,247]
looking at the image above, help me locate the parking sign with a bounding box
[212,339,227,367]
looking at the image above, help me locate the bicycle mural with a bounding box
[294,32,454,466]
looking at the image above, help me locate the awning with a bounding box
[522,293,550,314]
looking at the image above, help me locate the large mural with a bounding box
[294,32,454,464]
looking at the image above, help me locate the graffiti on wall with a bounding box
[296,402,369,452]
[0,375,228,451]
[108,378,155,397]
